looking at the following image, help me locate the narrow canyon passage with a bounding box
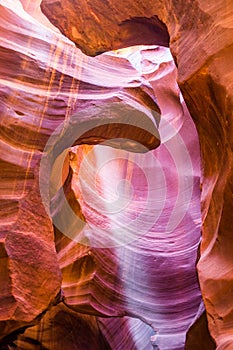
[2,0,233,349]
[57,46,203,350]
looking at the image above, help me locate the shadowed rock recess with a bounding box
[0,0,232,349]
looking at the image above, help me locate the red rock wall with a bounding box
[1,0,232,348]
[40,1,233,349]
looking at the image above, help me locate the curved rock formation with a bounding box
[0,0,161,339]
[42,45,202,350]
[40,0,233,349]
[12,302,111,350]
[2,0,231,348]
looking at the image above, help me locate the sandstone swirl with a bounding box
[0,0,225,349]
[41,1,233,349]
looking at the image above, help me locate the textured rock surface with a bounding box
[185,311,216,350]
[2,0,231,348]
[46,46,202,350]
[41,0,233,349]
[65,115,202,349]
[12,303,111,350]
[0,1,160,341]
[40,0,170,55]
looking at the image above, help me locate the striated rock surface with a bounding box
[0,0,160,341]
[12,302,111,350]
[40,0,170,55]
[41,0,233,348]
[47,47,203,349]
[2,0,231,348]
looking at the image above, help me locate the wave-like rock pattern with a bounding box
[0,0,210,349]
[51,47,203,349]
[41,0,233,348]
[0,0,160,337]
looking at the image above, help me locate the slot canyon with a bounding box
[0,0,232,349]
